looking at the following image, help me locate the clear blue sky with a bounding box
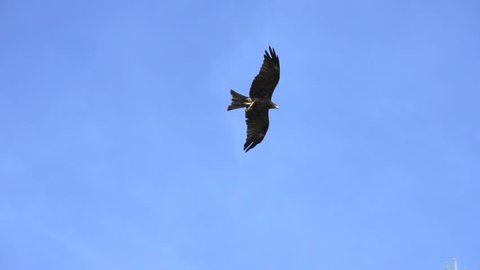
[1,0,479,269]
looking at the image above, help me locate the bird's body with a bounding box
[227,47,280,152]
[248,97,277,111]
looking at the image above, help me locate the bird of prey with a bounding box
[227,46,280,152]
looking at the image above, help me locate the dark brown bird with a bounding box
[227,46,280,152]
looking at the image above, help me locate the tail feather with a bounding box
[227,90,251,111]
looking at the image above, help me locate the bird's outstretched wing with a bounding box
[244,110,270,152]
[249,46,280,99]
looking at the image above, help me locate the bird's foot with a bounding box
[245,102,254,112]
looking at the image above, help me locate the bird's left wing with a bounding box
[244,110,270,152]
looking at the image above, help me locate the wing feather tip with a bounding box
[243,140,255,152]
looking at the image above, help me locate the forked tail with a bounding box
[227,90,252,111]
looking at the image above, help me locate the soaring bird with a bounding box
[227,46,280,152]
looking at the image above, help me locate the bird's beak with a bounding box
[274,104,279,109]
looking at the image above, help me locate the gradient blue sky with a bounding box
[1,0,479,269]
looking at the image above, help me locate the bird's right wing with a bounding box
[249,46,280,99]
